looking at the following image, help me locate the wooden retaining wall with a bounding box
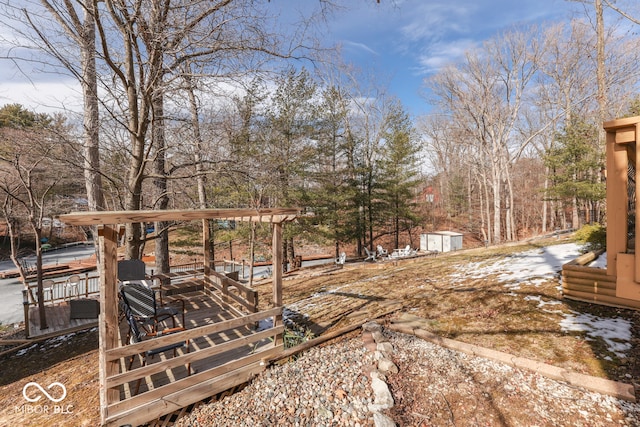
[562,251,640,310]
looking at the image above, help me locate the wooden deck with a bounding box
[105,285,283,427]
[27,299,99,339]
[117,291,269,395]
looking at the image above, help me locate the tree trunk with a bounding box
[492,166,502,244]
[184,68,215,265]
[152,89,170,275]
[34,227,47,330]
[80,1,105,252]
[596,0,607,144]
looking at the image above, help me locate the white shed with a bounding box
[421,231,463,253]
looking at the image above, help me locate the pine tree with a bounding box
[377,102,422,249]
[544,120,605,226]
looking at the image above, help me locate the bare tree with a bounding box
[428,27,543,243]
[0,122,75,330]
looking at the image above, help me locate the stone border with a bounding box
[361,321,398,427]
[388,313,636,403]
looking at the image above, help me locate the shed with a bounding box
[421,231,463,253]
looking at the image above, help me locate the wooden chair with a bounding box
[377,245,388,258]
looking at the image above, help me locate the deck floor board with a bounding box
[114,290,275,398]
[28,300,99,338]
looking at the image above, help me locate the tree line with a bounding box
[421,9,640,244]
[0,0,423,271]
[2,0,640,280]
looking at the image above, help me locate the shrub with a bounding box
[574,223,606,251]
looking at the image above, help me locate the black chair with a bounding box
[119,281,185,335]
[119,295,190,394]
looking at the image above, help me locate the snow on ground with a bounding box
[560,313,632,359]
[451,243,632,359]
[282,242,631,360]
[450,243,584,289]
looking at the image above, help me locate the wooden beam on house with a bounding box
[604,120,631,277]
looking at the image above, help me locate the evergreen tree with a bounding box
[0,104,51,129]
[377,101,422,249]
[544,120,605,226]
[306,85,357,257]
[262,68,318,267]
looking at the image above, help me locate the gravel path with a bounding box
[176,336,377,427]
[176,325,640,427]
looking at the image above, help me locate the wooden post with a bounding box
[605,124,629,277]
[202,218,211,276]
[22,289,30,339]
[84,272,89,298]
[98,225,120,424]
[636,124,640,283]
[272,222,283,345]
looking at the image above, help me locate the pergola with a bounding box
[59,207,299,426]
[562,116,640,310]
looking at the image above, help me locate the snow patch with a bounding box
[560,313,632,358]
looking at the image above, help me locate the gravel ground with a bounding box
[176,327,640,427]
[176,336,377,427]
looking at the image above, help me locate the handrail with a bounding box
[24,273,101,305]
[104,307,283,389]
[106,306,281,361]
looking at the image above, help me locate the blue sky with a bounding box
[319,0,577,116]
[0,0,579,116]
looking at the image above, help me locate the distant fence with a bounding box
[24,273,100,305]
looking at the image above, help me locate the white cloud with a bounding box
[341,40,378,56]
[415,38,477,74]
[0,80,82,113]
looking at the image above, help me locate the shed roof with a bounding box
[427,231,463,237]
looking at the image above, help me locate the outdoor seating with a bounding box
[119,296,190,394]
[119,281,185,335]
[335,252,346,265]
[42,279,56,302]
[364,247,377,262]
[64,274,81,300]
[389,245,417,259]
[377,245,388,258]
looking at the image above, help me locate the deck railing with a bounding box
[168,260,204,274]
[205,271,258,314]
[103,307,284,427]
[24,273,101,306]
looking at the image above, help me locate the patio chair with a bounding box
[364,247,377,262]
[335,252,346,265]
[377,245,388,258]
[119,281,185,335]
[64,274,81,300]
[119,296,190,394]
[42,279,56,302]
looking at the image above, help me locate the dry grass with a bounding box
[254,236,640,384]
[2,234,639,426]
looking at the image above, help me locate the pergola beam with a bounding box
[59,208,300,226]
